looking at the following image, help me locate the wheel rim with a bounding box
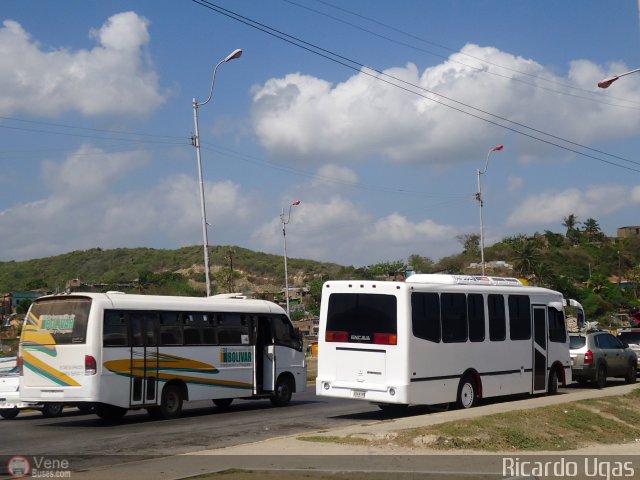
[166,392,178,413]
[277,382,290,401]
[460,382,474,408]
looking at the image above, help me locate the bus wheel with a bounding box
[547,369,559,395]
[94,403,128,421]
[159,384,183,419]
[213,398,233,409]
[270,376,293,407]
[41,403,64,418]
[0,408,19,420]
[456,375,477,409]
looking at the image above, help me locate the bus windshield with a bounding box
[27,297,91,344]
[326,293,397,344]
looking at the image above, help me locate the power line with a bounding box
[311,0,640,109]
[201,141,468,198]
[192,0,640,173]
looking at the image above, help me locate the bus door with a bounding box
[255,316,275,393]
[129,312,159,406]
[532,306,548,394]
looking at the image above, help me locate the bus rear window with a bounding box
[26,298,91,344]
[326,293,397,344]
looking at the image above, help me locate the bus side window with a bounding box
[411,292,440,343]
[548,308,567,343]
[468,293,485,342]
[103,310,128,347]
[488,294,506,341]
[508,295,531,340]
[270,315,301,350]
[218,313,249,345]
[202,313,217,345]
[183,313,203,345]
[160,312,184,345]
[441,293,467,343]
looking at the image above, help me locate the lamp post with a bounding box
[597,67,640,88]
[281,200,301,316]
[476,145,504,276]
[192,48,242,297]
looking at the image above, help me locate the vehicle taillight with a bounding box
[373,333,397,345]
[584,350,593,365]
[85,355,97,375]
[325,330,348,342]
[17,355,23,375]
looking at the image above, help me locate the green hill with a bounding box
[0,245,343,296]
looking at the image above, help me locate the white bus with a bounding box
[19,292,306,420]
[317,275,579,410]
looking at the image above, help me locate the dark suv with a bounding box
[570,331,637,388]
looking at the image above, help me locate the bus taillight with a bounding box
[325,330,348,342]
[85,355,97,375]
[373,333,397,345]
[17,355,23,375]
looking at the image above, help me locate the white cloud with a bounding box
[251,44,640,166]
[506,185,640,228]
[0,12,166,117]
[251,196,459,265]
[0,147,251,260]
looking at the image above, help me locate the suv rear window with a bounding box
[569,335,586,349]
[326,293,397,343]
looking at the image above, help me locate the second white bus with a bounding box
[19,292,306,420]
[316,274,580,409]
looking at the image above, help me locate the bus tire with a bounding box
[456,375,477,409]
[270,375,293,407]
[213,398,233,409]
[94,403,128,421]
[0,408,19,420]
[159,384,183,419]
[41,403,63,418]
[595,364,607,389]
[625,362,637,384]
[547,369,559,395]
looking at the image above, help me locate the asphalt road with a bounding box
[0,383,609,475]
[0,389,386,471]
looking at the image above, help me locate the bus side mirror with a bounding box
[577,310,585,328]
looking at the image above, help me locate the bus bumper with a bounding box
[316,378,409,404]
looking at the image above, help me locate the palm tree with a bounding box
[562,214,579,237]
[583,218,601,241]
[562,214,581,245]
[511,237,541,279]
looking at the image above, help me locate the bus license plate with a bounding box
[352,390,366,399]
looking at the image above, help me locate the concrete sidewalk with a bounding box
[72,384,640,480]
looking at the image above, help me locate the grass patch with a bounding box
[298,388,640,452]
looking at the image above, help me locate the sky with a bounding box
[1,0,640,268]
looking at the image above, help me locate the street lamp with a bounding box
[192,48,242,297]
[281,200,301,316]
[597,67,640,88]
[476,144,504,276]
